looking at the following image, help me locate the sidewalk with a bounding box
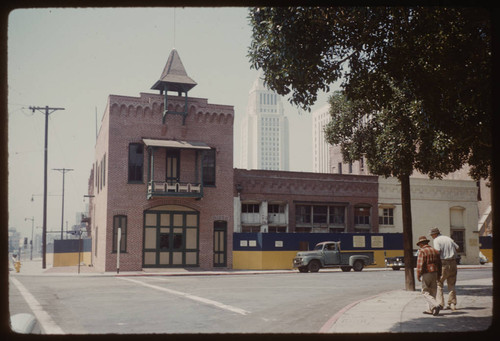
[10,259,495,334]
[321,275,494,333]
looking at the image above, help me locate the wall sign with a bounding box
[353,235,366,248]
[371,236,384,248]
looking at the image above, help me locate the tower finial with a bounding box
[151,49,197,125]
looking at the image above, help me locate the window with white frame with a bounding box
[379,207,394,226]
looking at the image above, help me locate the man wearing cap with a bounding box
[416,235,442,316]
[430,227,459,311]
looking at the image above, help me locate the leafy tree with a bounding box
[248,7,492,290]
[248,6,491,179]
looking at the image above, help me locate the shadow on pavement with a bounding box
[390,315,493,333]
[455,285,492,297]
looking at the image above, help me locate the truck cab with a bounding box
[320,242,341,265]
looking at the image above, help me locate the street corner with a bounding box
[321,289,421,333]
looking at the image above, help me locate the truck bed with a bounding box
[340,251,375,265]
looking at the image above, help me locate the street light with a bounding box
[31,193,61,202]
[25,217,34,260]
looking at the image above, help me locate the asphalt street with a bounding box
[7,259,494,335]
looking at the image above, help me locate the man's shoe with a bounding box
[450,303,457,311]
[432,305,442,316]
[423,310,433,315]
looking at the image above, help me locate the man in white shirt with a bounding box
[430,227,459,311]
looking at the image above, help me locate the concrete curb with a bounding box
[319,290,396,333]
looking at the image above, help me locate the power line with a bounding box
[52,168,74,240]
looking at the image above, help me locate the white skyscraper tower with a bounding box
[241,75,289,170]
[312,104,332,173]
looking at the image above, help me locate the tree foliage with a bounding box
[248,6,492,180]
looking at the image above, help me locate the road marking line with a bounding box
[118,277,250,315]
[10,277,65,334]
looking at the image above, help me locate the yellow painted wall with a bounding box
[53,252,92,267]
[233,250,394,270]
[481,248,493,263]
[369,250,386,268]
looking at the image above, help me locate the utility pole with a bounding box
[25,217,34,260]
[30,106,65,269]
[53,168,73,240]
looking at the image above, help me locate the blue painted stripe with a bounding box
[53,239,92,253]
[233,233,404,251]
[479,236,492,249]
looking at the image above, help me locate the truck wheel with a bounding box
[308,260,321,273]
[340,266,351,272]
[353,260,364,272]
[298,266,308,273]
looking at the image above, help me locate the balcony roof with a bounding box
[143,138,211,150]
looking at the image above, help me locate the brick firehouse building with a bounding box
[88,49,234,271]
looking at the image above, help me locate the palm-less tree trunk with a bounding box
[400,173,415,291]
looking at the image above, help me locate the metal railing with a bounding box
[147,181,202,198]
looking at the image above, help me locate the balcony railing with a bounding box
[147,181,202,199]
[268,213,287,225]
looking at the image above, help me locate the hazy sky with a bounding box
[8,7,334,239]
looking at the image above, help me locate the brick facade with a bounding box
[234,169,379,233]
[89,92,234,272]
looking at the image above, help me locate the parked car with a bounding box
[385,251,461,270]
[385,251,418,271]
[479,251,488,265]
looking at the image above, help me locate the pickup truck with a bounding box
[293,241,375,272]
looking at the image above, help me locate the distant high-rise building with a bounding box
[240,75,289,170]
[312,104,332,173]
[312,103,368,175]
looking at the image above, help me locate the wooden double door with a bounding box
[143,206,199,267]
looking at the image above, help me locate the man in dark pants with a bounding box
[416,235,443,316]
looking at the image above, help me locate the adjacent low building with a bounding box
[378,176,480,264]
[234,169,379,234]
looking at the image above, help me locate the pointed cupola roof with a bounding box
[151,49,197,93]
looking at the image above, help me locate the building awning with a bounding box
[142,138,211,150]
